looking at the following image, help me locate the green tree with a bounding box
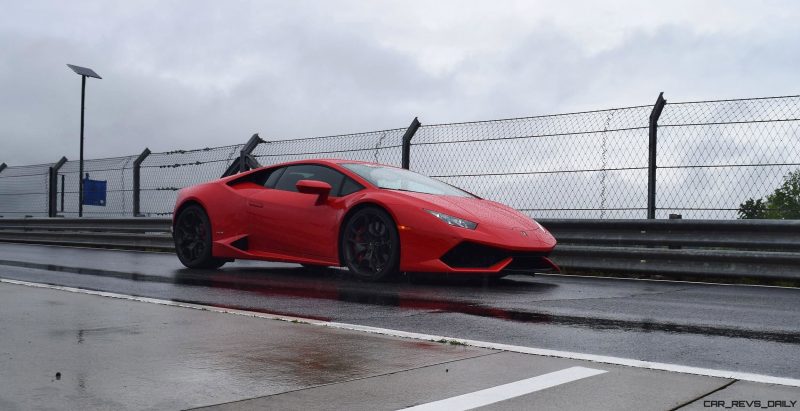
[737,198,766,219]
[738,170,800,219]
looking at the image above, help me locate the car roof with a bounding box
[218,158,401,187]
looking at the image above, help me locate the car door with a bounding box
[244,164,352,260]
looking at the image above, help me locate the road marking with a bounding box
[3,277,800,387]
[400,366,606,411]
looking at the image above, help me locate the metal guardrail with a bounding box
[541,219,800,249]
[540,219,800,280]
[0,218,173,251]
[0,218,797,280]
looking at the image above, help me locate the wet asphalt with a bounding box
[0,243,798,379]
[0,281,744,411]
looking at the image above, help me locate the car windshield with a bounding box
[342,163,477,198]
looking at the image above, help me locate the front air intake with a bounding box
[440,242,510,268]
[503,253,556,273]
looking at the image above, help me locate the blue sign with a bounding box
[83,176,107,206]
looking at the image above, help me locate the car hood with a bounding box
[391,190,539,231]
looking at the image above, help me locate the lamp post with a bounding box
[67,64,102,217]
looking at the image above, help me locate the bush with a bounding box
[738,170,800,219]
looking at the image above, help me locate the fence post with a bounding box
[0,163,6,174]
[48,157,67,217]
[132,148,151,217]
[240,133,264,172]
[401,117,421,170]
[60,174,65,212]
[222,134,265,177]
[647,92,667,219]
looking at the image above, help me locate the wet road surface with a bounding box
[1,281,751,411]
[0,243,798,379]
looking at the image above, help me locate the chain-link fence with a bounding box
[139,145,244,216]
[0,163,50,217]
[252,128,405,168]
[657,95,800,219]
[57,156,137,217]
[411,106,653,219]
[1,93,798,219]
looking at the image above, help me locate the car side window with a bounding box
[339,177,364,196]
[264,167,285,188]
[273,165,346,196]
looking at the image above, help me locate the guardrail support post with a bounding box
[222,133,265,177]
[647,92,667,219]
[401,117,421,170]
[133,148,151,217]
[48,157,67,217]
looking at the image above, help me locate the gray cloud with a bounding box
[1,1,799,166]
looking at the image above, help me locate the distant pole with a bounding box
[67,64,102,218]
[79,75,86,217]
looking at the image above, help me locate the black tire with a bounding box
[341,207,400,281]
[174,205,226,269]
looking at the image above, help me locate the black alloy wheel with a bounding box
[174,205,226,269]
[341,207,400,281]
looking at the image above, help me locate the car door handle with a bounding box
[248,201,263,208]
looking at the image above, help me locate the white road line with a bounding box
[400,366,606,411]
[3,277,800,387]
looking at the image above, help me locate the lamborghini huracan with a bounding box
[172,159,558,280]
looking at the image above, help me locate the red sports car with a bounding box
[172,159,558,280]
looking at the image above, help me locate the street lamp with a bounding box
[67,64,102,217]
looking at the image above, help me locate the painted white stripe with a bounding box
[400,366,606,411]
[3,277,800,387]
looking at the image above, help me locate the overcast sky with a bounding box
[1,0,799,166]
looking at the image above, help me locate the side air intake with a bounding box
[231,236,249,251]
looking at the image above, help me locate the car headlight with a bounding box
[425,209,477,230]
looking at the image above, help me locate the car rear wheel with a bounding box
[341,207,399,281]
[174,205,226,269]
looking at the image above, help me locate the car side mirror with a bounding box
[296,179,331,203]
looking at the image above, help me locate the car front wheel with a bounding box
[341,207,400,281]
[174,204,226,269]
